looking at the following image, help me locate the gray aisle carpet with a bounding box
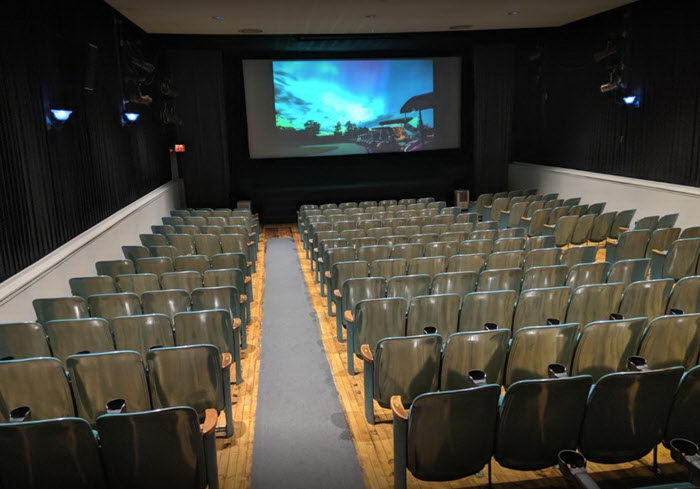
[250,238,365,489]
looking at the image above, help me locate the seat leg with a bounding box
[347,325,355,374]
[221,369,234,438]
[203,430,220,489]
[363,361,375,424]
[393,411,408,489]
[651,445,659,473]
[488,460,492,489]
[233,328,243,384]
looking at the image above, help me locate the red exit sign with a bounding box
[174,144,186,153]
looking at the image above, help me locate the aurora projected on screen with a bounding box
[242,57,461,159]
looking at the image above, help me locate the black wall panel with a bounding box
[513,0,700,188]
[0,1,170,282]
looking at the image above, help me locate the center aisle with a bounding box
[250,238,365,489]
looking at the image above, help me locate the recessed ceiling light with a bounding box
[507,10,520,15]
[238,28,263,34]
[449,24,473,30]
[211,15,224,21]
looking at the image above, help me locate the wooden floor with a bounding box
[216,229,268,489]
[290,228,687,489]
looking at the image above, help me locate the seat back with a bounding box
[373,335,442,406]
[571,317,646,382]
[147,345,224,414]
[607,258,650,286]
[560,245,598,269]
[369,258,407,279]
[142,289,191,320]
[45,318,114,362]
[33,296,88,325]
[191,286,240,319]
[194,234,222,257]
[161,271,203,292]
[115,273,160,296]
[67,351,151,425]
[477,267,522,293]
[553,215,578,247]
[523,247,560,270]
[513,286,571,334]
[88,292,142,320]
[112,314,174,358]
[354,298,407,355]
[565,262,610,289]
[505,323,578,386]
[441,329,509,387]
[609,209,636,239]
[639,313,700,369]
[525,235,556,251]
[565,283,625,332]
[570,214,596,245]
[459,290,517,332]
[386,274,431,303]
[663,238,700,280]
[342,277,386,314]
[0,357,74,422]
[486,250,525,270]
[211,253,248,272]
[635,215,660,230]
[406,294,460,338]
[0,417,106,489]
[406,385,501,480]
[447,253,485,273]
[430,271,478,298]
[95,259,136,277]
[69,276,116,299]
[97,407,208,489]
[680,226,700,239]
[173,254,211,273]
[668,276,700,314]
[140,233,168,247]
[135,256,174,276]
[646,227,681,257]
[495,375,592,470]
[616,230,653,261]
[665,365,700,444]
[331,261,369,293]
[122,245,150,262]
[174,309,235,354]
[579,367,684,463]
[407,256,446,277]
[0,322,51,360]
[458,239,494,255]
[493,237,526,252]
[618,278,674,321]
[590,211,617,242]
[523,265,568,290]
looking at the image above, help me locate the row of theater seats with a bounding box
[0,206,258,489]
[297,194,700,488]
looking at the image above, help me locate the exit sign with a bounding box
[174,144,186,153]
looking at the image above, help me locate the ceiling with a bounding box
[106,0,637,35]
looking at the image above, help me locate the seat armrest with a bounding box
[333,289,342,299]
[391,395,408,421]
[520,216,532,222]
[244,276,252,284]
[232,318,242,329]
[651,248,668,256]
[543,223,555,229]
[500,210,510,215]
[200,408,217,435]
[360,344,373,363]
[618,226,629,232]
[343,310,354,323]
[324,271,332,279]
[221,352,233,369]
[557,450,601,489]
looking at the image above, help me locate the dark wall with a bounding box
[161,33,521,222]
[513,0,700,187]
[0,1,171,282]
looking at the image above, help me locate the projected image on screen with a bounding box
[272,59,435,157]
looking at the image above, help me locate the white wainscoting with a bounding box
[509,162,700,229]
[0,180,183,323]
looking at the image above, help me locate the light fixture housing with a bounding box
[50,109,73,121]
[622,95,640,107]
[124,112,140,122]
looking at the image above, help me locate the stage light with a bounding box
[622,95,639,107]
[50,109,73,121]
[124,112,140,122]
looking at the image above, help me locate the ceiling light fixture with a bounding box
[508,10,520,15]
[238,28,263,34]
[449,24,473,30]
[211,15,224,21]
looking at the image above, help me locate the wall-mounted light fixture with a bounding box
[622,95,640,107]
[50,109,73,121]
[121,111,141,125]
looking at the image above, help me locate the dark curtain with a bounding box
[513,0,700,187]
[169,50,231,208]
[0,1,170,282]
[473,44,515,195]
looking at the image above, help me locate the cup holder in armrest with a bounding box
[10,406,31,423]
[548,363,568,378]
[106,398,126,414]
[467,369,487,387]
